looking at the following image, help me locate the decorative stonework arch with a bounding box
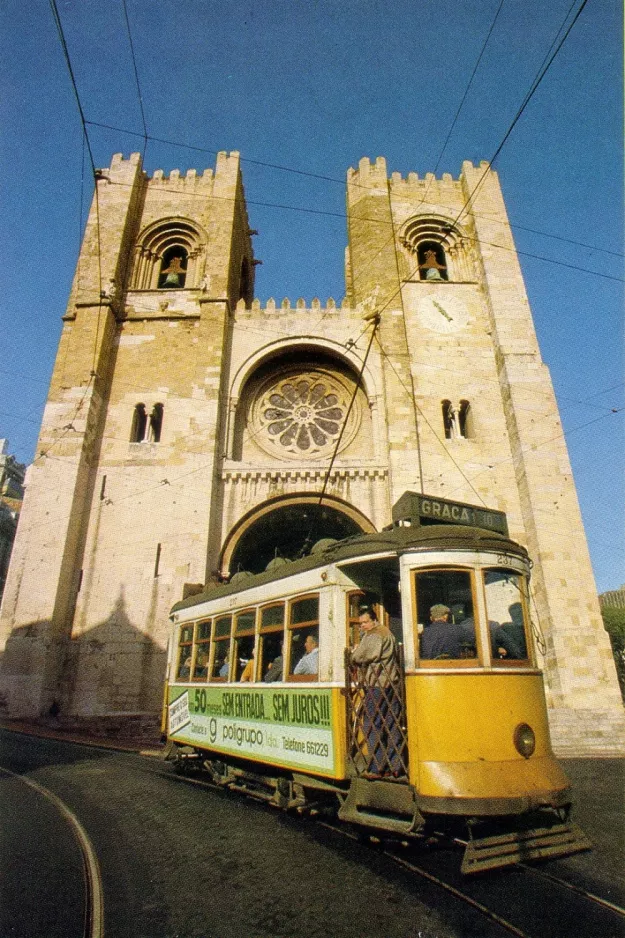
[398,214,474,282]
[226,338,383,461]
[229,336,382,404]
[130,216,208,290]
[220,492,376,576]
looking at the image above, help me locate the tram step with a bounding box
[338,778,423,835]
[461,822,592,875]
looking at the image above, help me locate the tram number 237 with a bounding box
[496,554,514,567]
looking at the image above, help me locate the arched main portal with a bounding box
[221,495,376,576]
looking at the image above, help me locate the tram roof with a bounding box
[171,524,528,615]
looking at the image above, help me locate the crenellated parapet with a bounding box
[348,156,491,189]
[145,150,241,192]
[347,155,389,190]
[150,166,214,187]
[235,296,352,315]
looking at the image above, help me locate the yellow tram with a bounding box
[163,493,590,873]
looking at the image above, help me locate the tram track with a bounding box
[156,763,625,938]
[318,821,532,938]
[517,861,625,918]
[0,766,104,938]
[324,821,625,938]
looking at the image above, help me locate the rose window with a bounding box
[250,368,361,460]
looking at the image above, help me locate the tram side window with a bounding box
[259,604,285,682]
[210,615,232,681]
[192,620,211,681]
[287,595,319,681]
[176,625,194,681]
[415,569,477,661]
[483,569,529,662]
[234,610,257,681]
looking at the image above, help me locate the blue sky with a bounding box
[0,0,622,591]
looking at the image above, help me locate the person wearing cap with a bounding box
[420,604,464,660]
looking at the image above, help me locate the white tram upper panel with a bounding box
[169,526,533,682]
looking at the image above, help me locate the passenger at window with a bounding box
[352,608,403,777]
[264,646,284,682]
[493,603,526,659]
[240,646,256,682]
[219,653,230,678]
[194,652,209,678]
[293,635,319,675]
[420,604,464,659]
[458,615,499,656]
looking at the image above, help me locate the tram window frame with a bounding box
[259,602,285,682]
[482,567,532,667]
[233,608,257,681]
[192,619,211,682]
[286,593,319,682]
[209,615,233,682]
[412,567,482,667]
[176,624,195,681]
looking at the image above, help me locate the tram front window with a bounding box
[483,569,529,663]
[414,569,477,662]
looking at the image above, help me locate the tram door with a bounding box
[345,591,409,779]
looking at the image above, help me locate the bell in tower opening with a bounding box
[418,244,447,281]
[159,251,187,288]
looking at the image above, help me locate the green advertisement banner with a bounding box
[168,684,336,774]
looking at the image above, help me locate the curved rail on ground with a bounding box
[161,763,625,938]
[0,766,104,938]
[518,862,625,918]
[320,821,532,938]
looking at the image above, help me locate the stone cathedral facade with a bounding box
[0,151,622,753]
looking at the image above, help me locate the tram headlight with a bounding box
[513,723,536,759]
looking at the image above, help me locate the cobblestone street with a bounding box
[1,728,623,938]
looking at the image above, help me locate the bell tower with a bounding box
[0,151,254,724]
[345,157,624,753]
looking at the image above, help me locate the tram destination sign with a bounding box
[392,492,508,536]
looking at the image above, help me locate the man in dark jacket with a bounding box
[420,604,463,659]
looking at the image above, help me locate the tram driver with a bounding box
[420,604,463,659]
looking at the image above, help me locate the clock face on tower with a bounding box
[417,296,469,333]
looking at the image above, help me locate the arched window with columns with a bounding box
[130,403,164,443]
[442,399,473,440]
[130,218,207,290]
[399,215,475,282]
